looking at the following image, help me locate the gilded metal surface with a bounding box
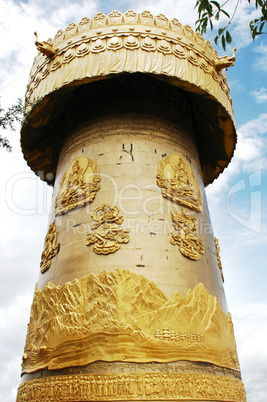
[17,373,246,401]
[32,359,242,378]
[21,10,237,186]
[215,47,237,70]
[22,268,239,374]
[85,204,130,254]
[34,32,56,57]
[156,153,203,212]
[25,11,233,112]
[154,329,205,343]
[171,208,205,260]
[55,156,100,216]
[214,237,224,282]
[40,221,58,274]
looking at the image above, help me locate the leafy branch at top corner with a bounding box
[195,0,267,50]
[0,97,24,152]
[249,0,267,39]
[195,0,232,50]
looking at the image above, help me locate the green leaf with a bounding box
[210,1,221,9]
[252,27,257,39]
[221,9,230,18]
[226,30,232,44]
[209,18,214,30]
[206,2,213,14]
[221,34,226,50]
[259,21,265,33]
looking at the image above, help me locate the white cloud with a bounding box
[206,113,267,204]
[234,309,267,402]
[251,87,267,103]
[253,42,267,72]
[0,0,99,106]
[133,0,198,26]
[0,294,34,402]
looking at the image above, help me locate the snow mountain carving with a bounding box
[22,268,240,373]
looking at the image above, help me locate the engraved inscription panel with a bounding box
[17,373,246,401]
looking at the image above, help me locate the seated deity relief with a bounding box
[55,156,100,216]
[86,204,130,254]
[40,221,58,273]
[157,153,203,212]
[171,208,204,261]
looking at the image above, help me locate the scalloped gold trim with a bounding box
[26,10,232,119]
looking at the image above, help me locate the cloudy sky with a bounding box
[0,0,266,401]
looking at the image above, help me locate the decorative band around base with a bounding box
[17,372,246,401]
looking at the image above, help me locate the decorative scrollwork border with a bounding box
[17,372,246,401]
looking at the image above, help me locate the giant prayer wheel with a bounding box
[17,10,246,402]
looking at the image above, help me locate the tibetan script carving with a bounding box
[214,237,225,282]
[171,208,204,260]
[85,204,130,254]
[157,153,203,212]
[55,156,100,216]
[21,268,239,374]
[17,373,246,401]
[40,221,58,273]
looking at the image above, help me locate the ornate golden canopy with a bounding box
[21,10,237,185]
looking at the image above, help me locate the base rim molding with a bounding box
[17,372,246,402]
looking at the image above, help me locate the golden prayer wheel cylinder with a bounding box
[17,10,246,402]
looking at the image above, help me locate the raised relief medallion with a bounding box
[157,153,203,212]
[171,208,204,260]
[85,204,130,254]
[55,156,100,216]
[40,221,58,273]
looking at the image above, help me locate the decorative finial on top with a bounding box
[34,32,56,58]
[215,47,237,70]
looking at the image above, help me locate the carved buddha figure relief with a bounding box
[55,156,100,216]
[157,153,203,212]
[171,208,204,260]
[40,221,58,273]
[86,204,130,254]
[214,237,224,282]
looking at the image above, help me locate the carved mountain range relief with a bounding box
[22,269,239,374]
